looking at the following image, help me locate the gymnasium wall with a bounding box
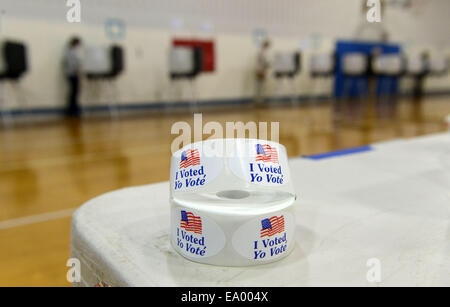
[0,0,449,111]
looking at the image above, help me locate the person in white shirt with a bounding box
[63,37,83,117]
[255,39,271,105]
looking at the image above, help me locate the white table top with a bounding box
[71,133,450,286]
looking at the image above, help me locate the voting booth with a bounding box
[271,52,301,104]
[428,55,449,76]
[405,54,426,76]
[168,46,203,110]
[273,52,300,78]
[84,45,124,79]
[308,52,335,99]
[337,52,370,118]
[405,53,448,117]
[83,44,124,117]
[305,52,336,128]
[371,53,404,77]
[404,53,448,77]
[342,52,368,77]
[340,52,369,102]
[84,46,110,78]
[0,40,29,124]
[169,46,203,79]
[371,53,404,117]
[309,53,335,77]
[0,41,28,80]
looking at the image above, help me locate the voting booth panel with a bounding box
[342,52,368,76]
[0,40,29,124]
[84,46,111,76]
[169,46,203,79]
[309,53,335,77]
[405,54,448,77]
[0,41,28,80]
[169,47,194,75]
[338,53,370,100]
[110,46,124,78]
[428,56,449,76]
[82,45,124,118]
[273,52,301,78]
[405,54,426,76]
[173,39,215,73]
[372,54,404,76]
[0,50,3,75]
[84,45,125,79]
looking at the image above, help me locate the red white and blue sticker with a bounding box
[228,140,289,186]
[179,149,201,169]
[260,215,285,237]
[180,210,203,234]
[171,207,225,258]
[171,143,222,192]
[232,212,294,261]
[255,144,279,164]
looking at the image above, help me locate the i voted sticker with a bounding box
[171,207,226,258]
[228,140,289,186]
[232,212,294,262]
[171,143,222,191]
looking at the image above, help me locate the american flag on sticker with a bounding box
[256,144,279,164]
[180,210,202,234]
[260,216,285,237]
[180,149,200,169]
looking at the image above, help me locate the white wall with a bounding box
[0,0,449,110]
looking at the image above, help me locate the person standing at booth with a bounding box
[63,37,83,117]
[255,39,271,105]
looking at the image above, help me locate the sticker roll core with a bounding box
[170,138,297,266]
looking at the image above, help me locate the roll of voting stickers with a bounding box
[170,138,297,266]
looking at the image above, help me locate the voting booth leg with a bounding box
[338,77,353,122]
[11,81,28,115]
[0,82,14,128]
[289,78,297,107]
[166,79,181,114]
[270,79,281,106]
[387,80,398,119]
[412,77,425,124]
[167,79,198,113]
[307,77,332,133]
[376,78,388,118]
[302,78,318,128]
[83,80,96,118]
[362,77,377,130]
[356,79,366,121]
[165,80,173,114]
[377,78,397,119]
[344,77,358,122]
[188,79,198,112]
[106,80,120,120]
[254,79,264,106]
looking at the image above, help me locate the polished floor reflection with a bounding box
[0,96,449,286]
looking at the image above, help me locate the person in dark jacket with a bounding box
[63,37,83,117]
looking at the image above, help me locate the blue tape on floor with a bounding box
[303,145,373,160]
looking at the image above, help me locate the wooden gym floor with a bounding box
[0,96,449,286]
